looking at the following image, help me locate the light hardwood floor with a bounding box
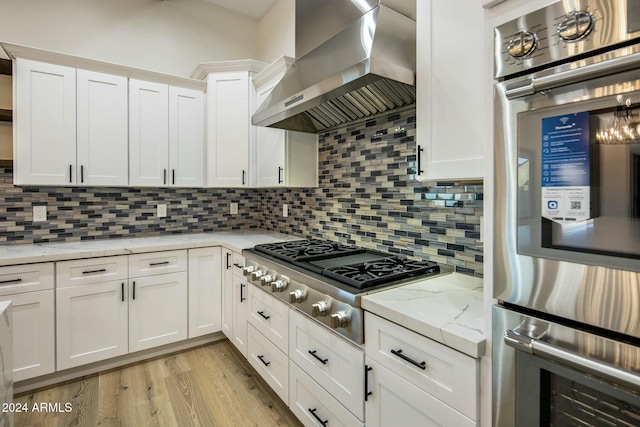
[14,340,304,427]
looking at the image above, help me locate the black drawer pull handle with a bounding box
[364,364,373,401]
[308,350,328,365]
[132,281,136,300]
[0,278,22,285]
[257,355,270,367]
[226,253,231,269]
[172,169,175,185]
[390,349,426,370]
[163,169,167,185]
[149,261,170,266]
[278,166,283,184]
[417,144,424,175]
[121,282,125,302]
[69,164,73,183]
[233,263,244,269]
[240,283,246,302]
[82,268,107,275]
[308,408,328,426]
[257,311,270,320]
[81,165,84,183]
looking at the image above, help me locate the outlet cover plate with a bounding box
[283,204,288,217]
[33,205,47,222]
[230,202,238,215]
[157,204,167,218]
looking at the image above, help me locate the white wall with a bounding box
[258,0,295,63]
[0,0,259,78]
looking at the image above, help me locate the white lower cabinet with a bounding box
[128,272,187,352]
[188,247,222,338]
[247,284,289,353]
[364,312,479,426]
[56,280,128,370]
[365,359,475,427]
[247,324,289,403]
[222,251,248,357]
[231,271,248,356]
[289,361,363,427]
[0,263,55,381]
[289,309,364,421]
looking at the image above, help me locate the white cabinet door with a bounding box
[416,0,485,181]
[221,250,234,340]
[76,69,129,186]
[0,290,55,381]
[169,86,204,187]
[15,59,76,185]
[365,359,477,427]
[255,76,286,187]
[129,272,187,352]
[187,247,222,338]
[56,280,128,370]
[206,71,251,187]
[231,271,248,357]
[129,79,169,187]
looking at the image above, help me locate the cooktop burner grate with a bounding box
[254,239,361,262]
[323,257,440,289]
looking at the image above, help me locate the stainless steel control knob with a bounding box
[289,290,305,304]
[330,311,349,329]
[311,301,331,317]
[271,279,288,292]
[243,266,255,276]
[250,270,264,280]
[260,275,274,286]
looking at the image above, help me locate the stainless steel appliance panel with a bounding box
[494,45,640,339]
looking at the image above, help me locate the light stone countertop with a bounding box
[0,231,299,266]
[361,272,485,358]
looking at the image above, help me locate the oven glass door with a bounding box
[516,72,640,271]
[516,351,640,426]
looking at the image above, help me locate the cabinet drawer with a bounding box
[231,252,245,277]
[128,250,187,278]
[0,263,54,296]
[247,324,288,404]
[289,361,363,427]
[364,312,478,420]
[247,285,289,353]
[289,309,364,421]
[57,256,128,288]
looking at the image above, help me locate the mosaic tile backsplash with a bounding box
[0,107,483,276]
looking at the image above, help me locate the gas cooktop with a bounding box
[253,239,440,289]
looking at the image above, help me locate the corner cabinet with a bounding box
[252,56,318,188]
[192,61,267,188]
[220,249,249,356]
[415,1,485,181]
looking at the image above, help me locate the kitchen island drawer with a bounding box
[128,250,187,278]
[289,361,363,427]
[247,284,289,353]
[0,263,54,295]
[289,309,364,421]
[364,312,478,420]
[247,324,288,404]
[57,256,128,288]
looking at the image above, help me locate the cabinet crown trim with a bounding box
[191,59,268,80]
[2,43,206,91]
[252,56,294,87]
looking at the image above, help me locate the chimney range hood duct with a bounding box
[252,1,416,133]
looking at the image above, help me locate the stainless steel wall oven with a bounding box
[493,1,640,425]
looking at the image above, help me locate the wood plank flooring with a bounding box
[13,340,304,427]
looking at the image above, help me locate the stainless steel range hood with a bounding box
[252,1,416,133]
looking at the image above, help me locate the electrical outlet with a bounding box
[157,204,167,218]
[283,204,288,218]
[33,205,47,222]
[230,202,238,215]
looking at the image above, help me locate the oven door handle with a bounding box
[504,329,640,390]
[506,50,640,99]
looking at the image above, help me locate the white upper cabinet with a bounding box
[129,79,170,187]
[169,86,204,187]
[15,59,76,185]
[416,0,485,181]
[253,57,318,188]
[77,69,129,186]
[205,71,253,187]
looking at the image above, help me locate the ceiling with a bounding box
[203,0,279,19]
